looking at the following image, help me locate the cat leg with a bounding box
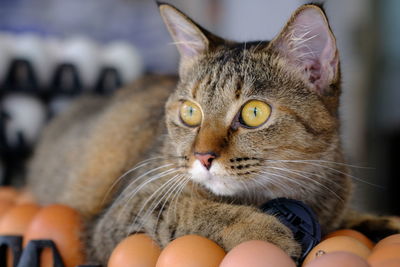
[83,196,150,264]
[341,209,400,242]
[85,193,302,264]
[151,196,302,259]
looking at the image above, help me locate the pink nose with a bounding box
[194,152,217,170]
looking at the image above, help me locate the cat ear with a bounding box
[269,5,339,95]
[159,3,209,65]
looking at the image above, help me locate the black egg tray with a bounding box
[0,235,101,267]
[0,57,127,186]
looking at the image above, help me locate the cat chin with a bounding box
[188,160,245,196]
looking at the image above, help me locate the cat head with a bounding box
[160,3,346,201]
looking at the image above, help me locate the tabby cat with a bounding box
[27,3,400,265]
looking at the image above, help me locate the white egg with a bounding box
[0,32,14,84]
[101,41,143,85]
[2,94,46,147]
[44,37,63,82]
[13,33,50,86]
[59,36,100,89]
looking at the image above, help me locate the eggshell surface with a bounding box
[324,229,374,249]
[108,234,161,267]
[220,240,296,267]
[370,258,400,267]
[0,187,19,202]
[0,200,14,219]
[0,203,41,235]
[15,190,36,204]
[373,234,400,250]
[304,251,370,267]
[302,236,371,266]
[156,235,225,267]
[368,243,400,265]
[23,204,85,267]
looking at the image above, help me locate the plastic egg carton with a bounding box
[0,32,144,95]
[0,32,144,185]
[0,235,101,267]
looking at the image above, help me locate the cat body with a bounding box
[27,3,399,265]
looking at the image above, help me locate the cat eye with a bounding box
[179,100,202,127]
[240,100,271,128]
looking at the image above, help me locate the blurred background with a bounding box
[0,0,398,215]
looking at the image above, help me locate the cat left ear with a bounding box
[269,5,339,95]
[159,3,209,68]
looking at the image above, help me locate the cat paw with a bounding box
[351,216,400,243]
[220,211,302,259]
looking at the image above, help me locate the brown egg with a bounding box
[370,259,400,267]
[324,229,375,249]
[0,187,19,202]
[220,240,296,267]
[15,190,36,205]
[0,202,39,267]
[304,251,370,267]
[156,235,225,267]
[373,234,400,251]
[0,200,14,219]
[368,243,400,265]
[24,204,85,267]
[302,236,371,266]
[0,203,41,235]
[108,234,161,267]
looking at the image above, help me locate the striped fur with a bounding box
[27,3,399,265]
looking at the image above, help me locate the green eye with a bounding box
[240,100,271,128]
[180,101,202,127]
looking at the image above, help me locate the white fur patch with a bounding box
[189,160,245,196]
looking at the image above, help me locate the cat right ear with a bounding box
[159,3,209,71]
[269,4,339,95]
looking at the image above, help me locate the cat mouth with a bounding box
[188,160,244,196]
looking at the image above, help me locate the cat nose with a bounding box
[194,152,218,170]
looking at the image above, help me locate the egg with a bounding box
[0,32,13,81]
[108,234,161,267]
[0,200,14,219]
[368,243,400,265]
[23,204,85,267]
[60,36,100,89]
[0,203,39,267]
[324,229,374,249]
[13,33,50,86]
[373,234,400,250]
[220,240,296,267]
[0,203,41,235]
[15,190,36,205]
[370,259,400,267]
[156,235,225,267]
[304,251,370,267]
[0,187,19,202]
[302,236,371,266]
[101,41,143,85]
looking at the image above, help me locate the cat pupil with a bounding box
[253,107,258,117]
[189,106,193,116]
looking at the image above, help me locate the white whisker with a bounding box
[145,175,186,235]
[101,157,168,205]
[116,168,180,221]
[128,174,182,234]
[260,168,345,203]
